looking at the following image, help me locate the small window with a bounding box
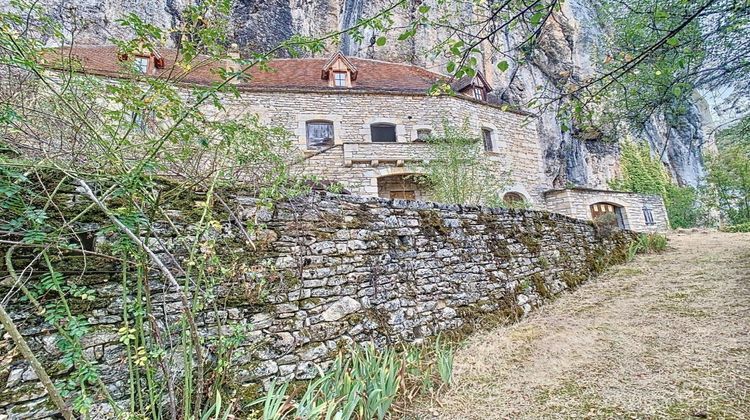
[333,71,347,87]
[371,123,397,142]
[473,86,485,100]
[306,121,334,148]
[643,207,655,226]
[415,129,431,142]
[482,128,493,152]
[135,56,150,74]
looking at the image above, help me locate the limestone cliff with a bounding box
[32,0,712,188]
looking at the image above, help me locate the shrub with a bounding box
[418,121,508,206]
[720,222,750,233]
[592,212,618,237]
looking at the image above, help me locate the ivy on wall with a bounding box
[609,140,700,228]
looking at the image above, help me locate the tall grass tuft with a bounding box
[249,338,456,419]
[627,233,668,260]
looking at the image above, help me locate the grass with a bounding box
[416,231,750,419]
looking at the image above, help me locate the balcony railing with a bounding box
[342,142,434,166]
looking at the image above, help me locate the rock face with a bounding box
[30,0,711,187]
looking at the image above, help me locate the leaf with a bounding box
[397,30,414,41]
[497,60,509,72]
[672,85,682,97]
[666,37,679,47]
[418,4,430,14]
[375,36,386,47]
[530,12,545,25]
[446,61,456,73]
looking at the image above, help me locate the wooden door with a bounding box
[390,190,416,200]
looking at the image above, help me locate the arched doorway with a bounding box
[590,202,626,229]
[503,192,527,208]
[377,174,424,200]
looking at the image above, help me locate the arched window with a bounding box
[371,123,397,142]
[306,120,334,148]
[503,192,526,207]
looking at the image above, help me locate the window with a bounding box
[473,86,485,100]
[306,121,334,148]
[482,128,493,152]
[643,207,655,226]
[135,56,150,74]
[371,123,397,142]
[333,71,347,87]
[415,129,431,142]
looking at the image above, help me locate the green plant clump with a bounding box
[627,233,668,260]
[249,339,455,419]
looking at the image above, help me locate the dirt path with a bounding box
[420,231,750,419]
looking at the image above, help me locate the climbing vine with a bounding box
[609,140,701,228]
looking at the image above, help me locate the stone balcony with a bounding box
[342,142,433,166]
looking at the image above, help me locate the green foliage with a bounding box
[706,117,750,227]
[627,233,668,260]
[609,140,700,228]
[250,340,455,419]
[719,221,750,233]
[418,121,507,206]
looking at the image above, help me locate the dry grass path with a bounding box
[419,231,750,419]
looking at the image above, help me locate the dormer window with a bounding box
[333,71,347,87]
[322,52,357,88]
[453,71,493,101]
[473,86,486,101]
[135,56,150,74]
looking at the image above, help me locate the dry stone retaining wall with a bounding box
[0,189,636,417]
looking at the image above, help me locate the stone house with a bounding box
[48,46,669,232]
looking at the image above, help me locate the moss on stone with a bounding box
[531,273,553,299]
[518,232,541,254]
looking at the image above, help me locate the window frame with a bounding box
[134,56,150,74]
[370,123,398,143]
[481,128,494,152]
[643,207,655,226]
[305,120,335,149]
[473,86,485,101]
[333,71,347,87]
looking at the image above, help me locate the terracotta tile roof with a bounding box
[44,45,446,94]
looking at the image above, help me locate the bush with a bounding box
[720,222,750,233]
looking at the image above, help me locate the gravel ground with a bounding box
[416,231,750,419]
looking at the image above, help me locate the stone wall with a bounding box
[544,188,669,232]
[0,189,636,417]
